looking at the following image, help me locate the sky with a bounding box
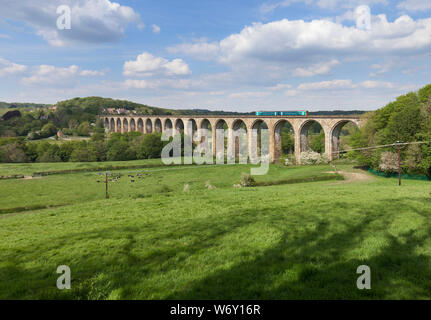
[0,0,430,112]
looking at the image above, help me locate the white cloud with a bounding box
[173,15,431,66]
[228,91,271,99]
[370,61,394,76]
[22,64,106,85]
[0,0,143,46]
[79,69,107,76]
[123,52,191,77]
[167,39,220,61]
[152,24,161,34]
[260,0,313,14]
[316,0,387,9]
[124,79,150,89]
[293,59,339,77]
[267,83,292,90]
[0,58,27,77]
[260,0,387,13]
[397,0,431,11]
[291,79,406,94]
[297,79,355,90]
[360,80,396,89]
[124,78,197,90]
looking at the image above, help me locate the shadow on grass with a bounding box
[1,197,431,299]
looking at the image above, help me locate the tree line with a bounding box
[0,132,168,163]
[349,84,431,177]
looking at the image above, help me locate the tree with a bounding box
[379,152,398,174]
[309,132,325,153]
[59,142,77,162]
[140,133,164,159]
[69,145,97,162]
[384,95,422,144]
[77,122,91,136]
[0,142,28,163]
[281,131,294,154]
[41,122,57,138]
[418,84,431,104]
[91,141,107,161]
[107,139,132,161]
[38,151,61,162]
[405,144,422,174]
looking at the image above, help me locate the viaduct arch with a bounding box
[101,114,363,163]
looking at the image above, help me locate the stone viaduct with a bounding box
[101,115,364,164]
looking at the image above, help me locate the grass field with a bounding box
[0,158,166,176]
[1,161,431,299]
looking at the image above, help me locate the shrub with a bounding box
[299,150,329,165]
[240,173,256,187]
[379,152,399,173]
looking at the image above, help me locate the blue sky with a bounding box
[0,0,430,111]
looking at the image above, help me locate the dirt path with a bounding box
[325,170,373,184]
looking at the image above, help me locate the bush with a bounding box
[379,152,399,174]
[240,173,256,187]
[299,150,329,165]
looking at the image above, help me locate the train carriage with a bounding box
[255,111,309,116]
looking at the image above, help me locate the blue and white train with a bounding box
[255,111,309,116]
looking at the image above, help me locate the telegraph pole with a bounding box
[397,141,401,186]
[105,172,109,199]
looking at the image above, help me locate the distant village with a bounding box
[102,108,138,115]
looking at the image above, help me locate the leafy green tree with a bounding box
[281,132,294,155]
[0,142,28,163]
[309,132,325,153]
[91,141,108,161]
[418,84,431,104]
[383,94,422,144]
[140,133,164,159]
[59,142,78,162]
[107,139,132,161]
[69,144,97,162]
[41,122,57,138]
[77,122,91,136]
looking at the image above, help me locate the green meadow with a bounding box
[1,161,430,299]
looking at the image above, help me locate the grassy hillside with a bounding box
[0,162,430,299]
